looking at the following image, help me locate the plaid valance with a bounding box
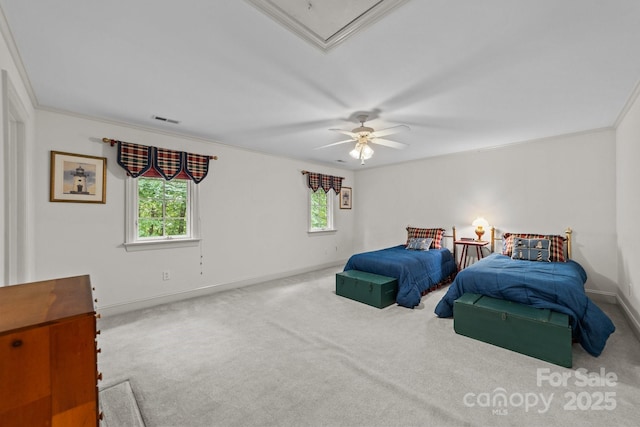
[303,171,343,194]
[106,138,215,184]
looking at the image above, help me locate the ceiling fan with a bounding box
[317,115,410,164]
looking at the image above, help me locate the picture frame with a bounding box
[339,187,352,209]
[50,151,107,203]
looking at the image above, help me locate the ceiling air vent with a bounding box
[152,115,180,124]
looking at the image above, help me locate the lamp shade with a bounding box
[472,217,489,241]
[472,217,489,228]
[349,142,374,160]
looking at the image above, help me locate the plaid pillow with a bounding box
[503,233,566,262]
[406,227,445,249]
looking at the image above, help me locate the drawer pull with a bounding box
[12,339,23,348]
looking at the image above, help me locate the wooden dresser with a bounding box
[0,275,101,426]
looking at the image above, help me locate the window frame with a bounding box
[124,177,201,251]
[308,188,336,233]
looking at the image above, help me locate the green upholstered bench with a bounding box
[336,270,398,309]
[453,293,572,367]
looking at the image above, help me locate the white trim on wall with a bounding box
[98,260,345,317]
[616,295,640,343]
[2,69,29,285]
[614,77,640,128]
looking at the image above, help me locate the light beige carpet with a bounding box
[97,266,640,427]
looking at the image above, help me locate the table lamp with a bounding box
[472,217,489,241]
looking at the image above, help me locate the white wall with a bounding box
[32,110,355,313]
[353,129,618,295]
[616,84,640,332]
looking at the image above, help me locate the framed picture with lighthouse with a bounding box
[50,151,106,203]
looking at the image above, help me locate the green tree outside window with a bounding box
[310,189,333,231]
[138,178,188,238]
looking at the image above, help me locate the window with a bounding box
[309,189,334,232]
[125,177,200,251]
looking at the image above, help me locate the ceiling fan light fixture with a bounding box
[320,114,409,165]
[362,144,374,158]
[349,142,374,161]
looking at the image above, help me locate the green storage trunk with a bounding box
[336,270,398,309]
[454,293,572,367]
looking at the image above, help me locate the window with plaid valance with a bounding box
[302,171,343,195]
[103,138,215,184]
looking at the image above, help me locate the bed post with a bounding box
[452,226,457,261]
[565,227,572,259]
[490,226,495,253]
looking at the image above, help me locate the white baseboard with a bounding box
[615,295,640,343]
[98,261,345,317]
[585,289,640,342]
[585,289,617,304]
[98,266,640,343]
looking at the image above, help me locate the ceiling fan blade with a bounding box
[369,138,409,149]
[370,124,410,138]
[330,128,357,138]
[315,138,356,149]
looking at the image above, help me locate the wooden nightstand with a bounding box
[454,239,489,270]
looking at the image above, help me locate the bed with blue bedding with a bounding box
[344,245,457,308]
[434,253,615,357]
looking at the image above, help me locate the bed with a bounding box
[343,227,458,308]
[434,228,615,357]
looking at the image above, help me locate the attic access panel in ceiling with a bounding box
[247,0,409,51]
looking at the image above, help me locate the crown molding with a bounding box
[245,0,409,52]
[613,76,640,128]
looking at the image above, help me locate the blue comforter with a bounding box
[434,253,615,357]
[344,245,457,308]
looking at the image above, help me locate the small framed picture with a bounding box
[50,151,107,203]
[339,187,352,209]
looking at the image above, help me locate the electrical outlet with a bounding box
[162,271,171,281]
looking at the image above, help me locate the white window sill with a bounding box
[124,238,201,252]
[308,229,337,235]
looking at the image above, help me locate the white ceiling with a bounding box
[1,0,640,170]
